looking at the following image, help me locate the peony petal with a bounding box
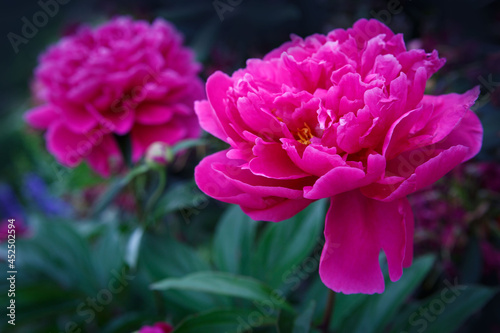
[434,110,483,162]
[24,105,59,130]
[361,145,469,201]
[402,201,414,268]
[46,122,91,167]
[61,103,99,133]
[241,197,314,222]
[195,151,268,209]
[282,140,345,177]
[135,102,175,125]
[319,190,410,294]
[419,87,480,146]
[249,139,310,179]
[304,154,386,199]
[86,135,121,177]
[212,161,311,199]
[205,71,242,142]
[194,100,227,141]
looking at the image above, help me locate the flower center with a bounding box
[296,122,313,145]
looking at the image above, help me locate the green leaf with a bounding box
[18,217,99,295]
[125,227,144,270]
[140,232,210,278]
[398,285,497,333]
[277,301,315,333]
[92,221,126,287]
[333,255,435,333]
[252,199,327,289]
[174,308,277,333]
[91,164,149,217]
[213,205,257,275]
[140,232,223,312]
[190,18,220,62]
[151,271,293,311]
[293,301,315,333]
[153,180,207,219]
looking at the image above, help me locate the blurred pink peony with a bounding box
[194,19,483,294]
[138,322,174,333]
[25,17,204,176]
[0,218,29,242]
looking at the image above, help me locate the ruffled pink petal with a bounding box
[361,145,469,201]
[60,103,99,133]
[195,151,268,209]
[304,154,386,199]
[194,100,227,141]
[212,161,310,199]
[86,135,121,177]
[434,110,483,162]
[237,95,283,141]
[241,197,314,222]
[403,201,414,268]
[248,139,310,179]
[46,121,89,167]
[135,102,175,125]
[319,190,411,294]
[282,140,345,177]
[24,105,59,130]
[418,87,480,144]
[205,71,242,143]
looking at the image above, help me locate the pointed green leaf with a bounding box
[151,271,293,311]
[399,285,497,333]
[213,205,257,275]
[174,309,277,333]
[252,199,327,289]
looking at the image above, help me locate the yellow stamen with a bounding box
[297,122,313,145]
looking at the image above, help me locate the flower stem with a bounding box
[320,290,336,333]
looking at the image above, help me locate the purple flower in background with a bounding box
[22,173,73,217]
[0,184,29,241]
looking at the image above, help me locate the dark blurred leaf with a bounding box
[140,232,223,312]
[92,221,126,287]
[153,180,206,219]
[278,301,315,333]
[277,308,296,333]
[174,308,277,333]
[293,301,315,333]
[334,255,435,333]
[396,285,497,333]
[157,2,213,21]
[252,199,326,289]
[17,217,99,295]
[101,312,152,333]
[91,164,149,217]
[458,236,483,284]
[151,271,293,311]
[190,18,220,62]
[213,205,257,275]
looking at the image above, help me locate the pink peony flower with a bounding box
[24,17,204,176]
[194,19,483,294]
[138,322,174,333]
